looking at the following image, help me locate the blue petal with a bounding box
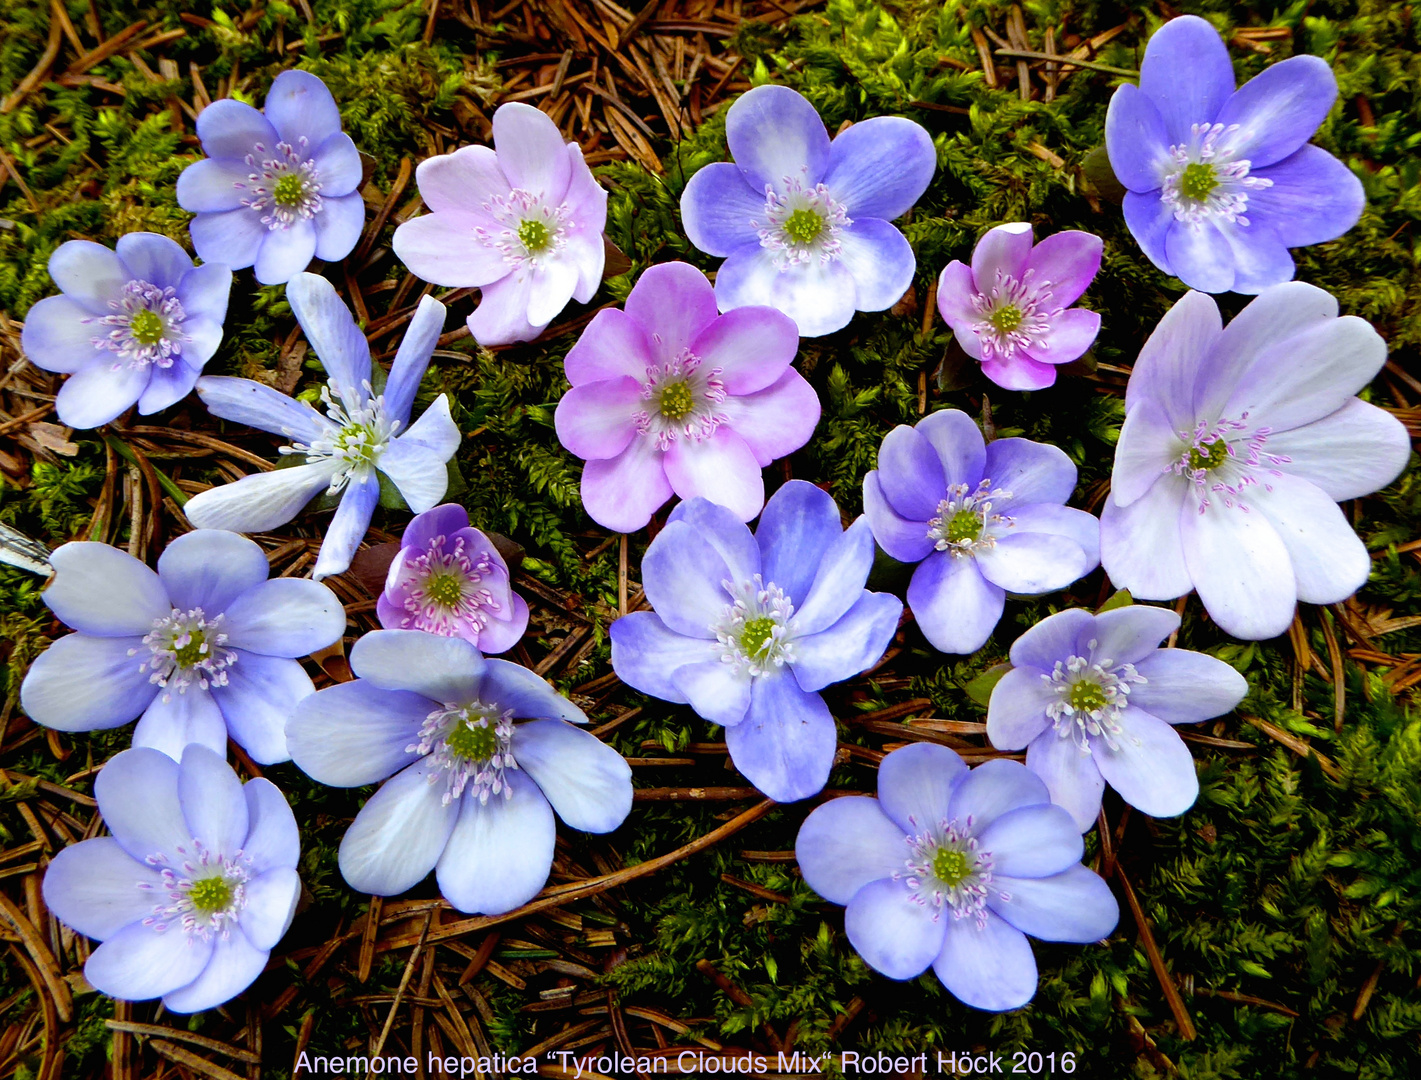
[725,84,830,191]
[1131,648,1248,723]
[1092,706,1199,818]
[182,461,337,534]
[916,408,986,489]
[236,867,300,950]
[162,928,267,1014]
[1123,288,1223,427]
[48,240,127,313]
[20,634,155,733]
[875,742,968,835]
[875,424,946,522]
[177,744,248,853]
[1248,144,1365,248]
[791,590,901,693]
[18,295,103,374]
[53,363,150,429]
[1007,504,1100,569]
[1179,486,1296,640]
[863,471,934,564]
[641,519,734,639]
[823,116,935,220]
[379,438,450,515]
[253,219,317,285]
[312,471,380,580]
[210,651,311,765]
[241,778,301,875]
[1214,55,1337,169]
[132,686,228,761]
[1025,729,1106,832]
[985,666,1054,751]
[680,162,763,257]
[844,877,946,980]
[1122,189,1175,277]
[609,611,717,704]
[135,357,201,416]
[672,660,753,727]
[115,232,193,290]
[1138,15,1236,145]
[219,577,346,658]
[313,191,365,261]
[723,670,836,802]
[384,294,445,424]
[666,497,762,584]
[479,658,587,722]
[1088,605,1181,666]
[835,218,916,312]
[906,552,1004,655]
[174,261,233,327]
[792,518,876,636]
[1266,398,1410,502]
[1006,608,1093,671]
[1104,83,1173,192]
[512,719,632,833]
[188,208,265,271]
[287,680,429,786]
[45,541,169,636]
[285,272,371,403]
[176,158,249,213]
[42,838,159,941]
[93,747,192,863]
[339,758,459,895]
[436,770,554,914]
[989,864,1119,943]
[932,911,1038,1012]
[85,921,212,1002]
[311,132,362,196]
[756,479,842,604]
[264,69,343,146]
[795,796,906,905]
[714,245,857,338]
[156,529,269,615]
[400,393,461,461]
[947,758,1051,831]
[194,376,327,443]
[1164,220,1237,294]
[195,98,277,159]
[983,438,1076,507]
[1217,222,1296,296]
[349,630,484,704]
[1099,477,1195,603]
[975,803,1083,878]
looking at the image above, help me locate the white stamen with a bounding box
[87,280,190,370]
[925,480,1014,557]
[1042,640,1146,753]
[712,575,796,677]
[131,608,237,703]
[138,839,251,942]
[282,378,398,496]
[753,169,852,270]
[411,703,518,805]
[1159,122,1273,228]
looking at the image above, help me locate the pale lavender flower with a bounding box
[796,743,1118,1011]
[378,503,529,654]
[287,630,631,914]
[177,70,364,285]
[392,103,607,346]
[19,530,345,763]
[1105,15,1363,294]
[553,262,817,531]
[1100,283,1410,640]
[987,606,1247,830]
[21,234,231,429]
[183,273,460,580]
[937,224,1103,391]
[610,482,902,803]
[43,745,300,1012]
[863,410,1099,655]
[680,84,935,337]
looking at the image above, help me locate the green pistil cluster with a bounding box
[933,847,971,886]
[518,218,552,253]
[172,631,209,668]
[989,304,1023,334]
[740,616,777,660]
[783,208,824,245]
[1188,438,1230,472]
[658,381,695,421]
[128,309,165,346]
[273,172,307,207]
[945,509,982,544]
[424,572,464,608]
[445,717,499,763]
[1179,162,1219,203]
[335,424,380,464]
[188,876,233,914]
[1068,680,1109,713]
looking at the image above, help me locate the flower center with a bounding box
[633,348,729,451]
[926,480,1013,557]
[133,607,237,702]
[714,575,796,677]
[900,818,1005,927]
[1187,437,1231,473]
[1160,122,1273,228]
[412,702,518,805]
[394,533,504,637]
[139,840,250,942]
[1042,645,1147,753]
[87,279,190,369]
[424,571,465,608]
[238,139,324,230]
[970,270,1060,363]
[477,189,573,270]
[282,379,398,496]
[755,170,852,271]
[1167,413,1292,515]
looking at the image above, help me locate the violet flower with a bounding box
[937,224,1102,391]
[184,273,460,580]
[796,743,1118,1011]
[1100,283,1410,640]
[20,530,344,763]
[1105,15,1363,294]
[21,234,232,429]
[680,84,935,337]
[863,410,1099,655]
[554,262,817,531]
[177,70,364,285]
[392,102,607,345]
[43,745,300,1012]
[610,482,902,802]
[286,630,631,914]
[378,503,529,654]
[987,606,1247,830]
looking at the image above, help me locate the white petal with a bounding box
[436,770,555,915]
[338,759,459,896]
[512,719,632,833]
[45,542,169,636]
[85,921,213,1002]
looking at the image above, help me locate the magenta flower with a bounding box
[392,103,607,346]
[553,262,818,532]
[378,503,529,654]
[937,224,1103,391]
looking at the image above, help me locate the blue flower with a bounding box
[680,84,935,337]
[1105,15,1363,294]
[177,70,364,285]
[610,481,903,802]
[863,410,1099,655]
[287,630,632,914]
[20,233,232,429]
[987,605,1248,830]
[20,530,345,764]
[183,272,460,580]
[42,745,301,1012]
[796,743,1118,1012]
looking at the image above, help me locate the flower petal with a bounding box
[863,472,933,564]
[195,376,327,443]
[512,719,632,833]
[1182,498,1297,640]
[154,530,267,615]
[795,796,906,905]
[1138,15,1235,145]
[1131,648,1248,723]
[195,96,277,157]
[313,192,365,262]
[1088,604,1182,666]
[975,531,1092,594]
[610,611,717,703]
[1099,476,1193,601]
[379,439,451,515]
[642,520,734,638]
[665,497,762,583]
[1268,399,1410,502]
[45,542,169,636]
[349,629,483,703]
[690,305,798,396]
[436,770,555,914]
[242,778,300,874]
[715,245,857,338]
[210,652,311,765]
[983,438,1076,507]
[876,424,947,521]
[43,838,160,941]
[1025,730,1105,832]
[1164,219,1237,294]
[48,239,127,313]
[380,297,445,428]
[467,269,541,345]
[1122,189,1176,277]
[479,658,587,723]
[392,212,512,287]
[948,759,1051,831]
[492,102,572,201]
[183,461,337,534]
[1006,608,1094,671]
[835,219,916,312]
[978,804,1084,879]
[671,660,753,727]
[312,472,380,580]
[1214,55,1337,168]
[86,921,213,1002]
[1125,289,1225,427]
[312,133,361,197]
[19,295,104,374]
[1104,83,1173,192]
[1092,706,1199,818]
[663,429,765,523]
[875,742,968,835]
[990,863,1119,942]
[189,208,265,270]
[287,680,428,786]
[162,930,267,1014]
[176,158,251,213]
[982,354,1058,392]
[416,145,510,214]
[263,69,342,144]
[906,552,1005,655]
[1110,399,1181,508]
[1027,231,1103,309]
[564,309,655,385]
[94,747,192,862]
[527,259,579,328]
[918,408,987,489]
[54,362,150,428]
[718,368,820,466]
[286,272,371,403]
[792,518,877,636]
[555,377,640,461]
[236,867,301,950]
[756,479,843,604]
[845,876,946,980]
[726,84,830,190]
[985,667,1054,751]
[791,590,901,693]
[1007,504,1100,569]
[824,116,934,220]
[971,223,1033,288]
[624,262,721,367]
[218,577,345,659]
[680,162,767,257]
[20,634,155,732]
[132,687,229,761]
[339,758,459,895]
[400,394,460,462]
[579,435,674,533]
[174,745,248,860]
[1250,471,1370,605]
[932,911,1038,1012]
[935,261,979,333]
[1218,221,1295,296]
[723,670,836,802]
[1248,144,1364,247]
[253,219,317,285]
[1026,307,1101,366]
